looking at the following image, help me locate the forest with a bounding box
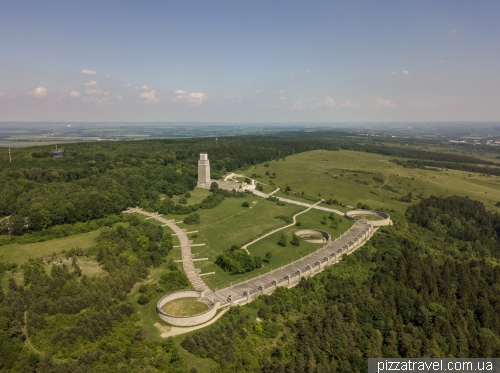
[1,132,500,372]
[182,196,500,372]
[2,132,499,237]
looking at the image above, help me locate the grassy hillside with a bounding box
[244,149,500,213]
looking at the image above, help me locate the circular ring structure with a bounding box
[157,290,219,326]
[344,210,391,226]
[294,229,331,243]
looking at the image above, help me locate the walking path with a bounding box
[124,208,212,295]
[240,200,322,254]
[224,172,246,181]
[200,220,374,309]
[23,310,66,362]
[253,190,344,215]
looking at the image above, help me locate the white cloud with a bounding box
[115,95,124,100]
[81,69,96,75]
[391,71,397,75]
[341,101,361,108]
[275,90,285,94]
[375,97,397,108]
[83,96,110,105]
[174,90,207,105]
[450,29,457,35]
[29,87,48,98]
[123,83,133,88]
[139,90,159,103]
[311,96,336,108]
[186,92,207,105]
[292,102,306,110]
[439,59,446,64]
[255,90,260,94]
[85,88,108,96]
[402,70,409,75]
[83,80,97,87]
[0,92,6,97]
[324,96,336,107]
[279,96,286,100]
[135,85,151,91]
[105,75,111,79]
[70,90,81,98]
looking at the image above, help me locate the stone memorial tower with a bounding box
[198,153,211,185]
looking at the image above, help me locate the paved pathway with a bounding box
[241,200,322,253]
[224,172,246,181]
[124,208,212,295]
[200,220,373,308]
[253,190,344,215]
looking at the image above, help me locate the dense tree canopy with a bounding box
[183,197,500,372]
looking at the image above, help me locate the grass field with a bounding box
[171,188,211,205]
[244,149,500,213]
[352,215,383,220]
[0,229,103,264]
[164,196,310,289]
[185,206,353,290]
[161,298,208,316]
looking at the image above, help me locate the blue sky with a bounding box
[1,0,499,122]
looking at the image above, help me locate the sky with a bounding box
[0,0,499,123]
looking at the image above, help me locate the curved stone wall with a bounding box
[157,290,220,327]
[294,229,331,243]
[344,210,392,226]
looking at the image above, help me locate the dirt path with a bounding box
[23,311,45,356]
[22,310,68,362]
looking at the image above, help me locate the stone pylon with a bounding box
[198,153,211,185]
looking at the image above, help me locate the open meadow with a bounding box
[244,149,500,213]
[0,229,104,264]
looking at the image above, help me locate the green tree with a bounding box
[137,235,150,249]
[278,234,287,247]
[242,201,250,207]
[291,234,300,246]
[137,294,150,305]
[183,213,200,225]
[209,182,219,192]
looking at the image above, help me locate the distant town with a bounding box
[1,121,499,148]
